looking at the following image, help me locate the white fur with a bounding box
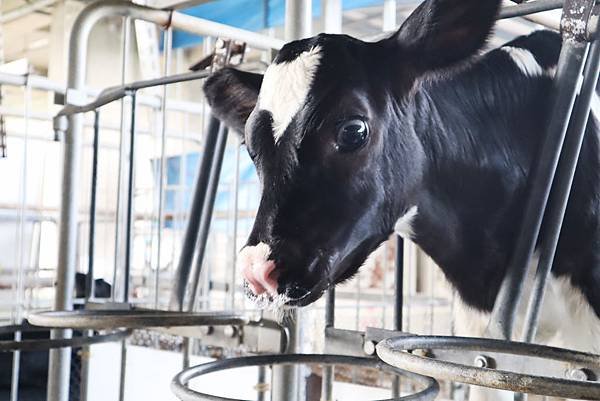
[501,46,549,77]
[258,46,322,143]
[394,206,418,239]
[237,242,271,269]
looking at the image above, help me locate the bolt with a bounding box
[474,355,490,369]
[567,368,590,381]
[224,325,238,338]
[363,340,377,356]
[199,326,214,336]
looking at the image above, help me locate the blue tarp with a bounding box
[171,0,384,49]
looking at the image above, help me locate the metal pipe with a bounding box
[486,0,594,341]
[522,39,600,343]
[392,236,404,397]
[112,15,131,304]
[383,0,397,32]
[86,111,100,301]
[155,27,172,308]
[170,12,284,50]
[322,0,342,34]
[499,0,564,19]
[123,92,137,303]
[1,0,57,23]
[187,124,229,311]
[170,116,222,310]
[284,0,313,41]
[321,289,335,401]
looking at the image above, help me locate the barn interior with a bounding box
[0,1,598,401]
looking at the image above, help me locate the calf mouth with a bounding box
[244,281,328,309]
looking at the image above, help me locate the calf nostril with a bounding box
[285,285,310,301]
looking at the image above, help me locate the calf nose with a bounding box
[238,243,279,296]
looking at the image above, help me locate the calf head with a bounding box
[203,0,501,307]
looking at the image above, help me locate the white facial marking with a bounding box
[238,242,271,269]
[501,46,552,77]
[258,46,322,143]
[394,206,418,239]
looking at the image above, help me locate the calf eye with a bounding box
[336,118,369,152]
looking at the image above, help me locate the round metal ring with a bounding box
[171,353,439,401]
[0,323,129,352]
[27,309,249,330]
[377,335,600,400]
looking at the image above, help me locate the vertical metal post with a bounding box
[382,0,397,32]
[486,0,594,341]
[80,110,100,401]
[118,92,137,401]
[186,124,230,312]
[11,78,31,401]
[523,39,600,343]
[322,0,342,34]
[321,289,335,401]
[154,26,172,308]
[123,92,137,304]
[86,110,100,301]
[392,236,404,397]
[113,16,132,302]
[171,116,223,311]
[284,0,312,41]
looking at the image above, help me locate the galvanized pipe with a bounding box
[523,39,600,343]
[186,126,229,311]
[170,116,223,311]
[321,289,336,401]
[392,236,404,398]
[486,0,594,341]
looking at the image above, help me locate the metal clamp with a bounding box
[377,335,600,400]
[171,354,440,401]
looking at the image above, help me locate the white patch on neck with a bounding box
[454,255,600,354]
[394,206,418,239]
[258,46,322,143]
[501,46,553,77]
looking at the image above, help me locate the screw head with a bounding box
[567,368,590,381]
[363,340,377,356]
[474,355,490,368]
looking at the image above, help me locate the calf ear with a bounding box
[392,0,501,72]
[203,67,263,136]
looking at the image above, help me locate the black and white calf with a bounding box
[204,0,600,353]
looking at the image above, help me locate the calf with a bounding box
[203,0,600,353]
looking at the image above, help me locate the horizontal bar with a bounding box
[170,11,285,51]
[56,69,211,118]
[500,0,564,19]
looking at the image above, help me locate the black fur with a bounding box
[203,0,600,319]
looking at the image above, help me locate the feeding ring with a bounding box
[0,322,129,352]
[27,309,249,330]
[171,353,439,401]
[377,335,600,400]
